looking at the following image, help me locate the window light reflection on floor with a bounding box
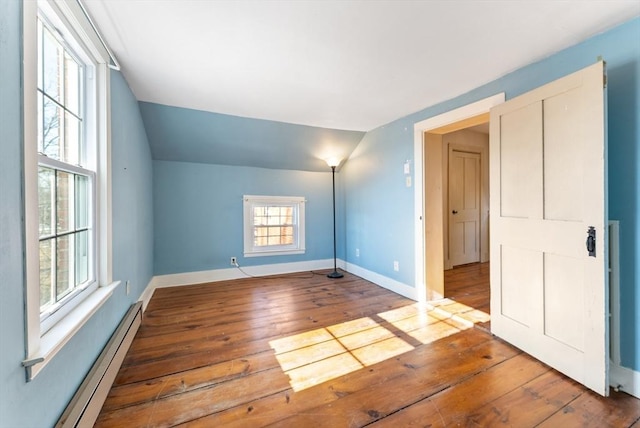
[268,299,490,391]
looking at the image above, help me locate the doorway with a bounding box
[412,93,504,302]
[441,125,491,319]
[442,126,489,270]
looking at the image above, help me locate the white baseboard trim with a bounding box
[345,262,418,300]
[610,362,640,399]
[139,277,156,312]
[140,259,344,311]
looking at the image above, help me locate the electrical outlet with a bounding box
[126,280,130,295]
[393,261,399,271]
[355,248,360,257]
[230,257,238,266]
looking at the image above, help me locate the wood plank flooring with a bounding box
[96,267,640,427]
[445,262,491,331]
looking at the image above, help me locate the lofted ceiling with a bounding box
[82,0,639,170]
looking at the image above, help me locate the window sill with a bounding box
[22,281,121,381]
[244,249,305,258]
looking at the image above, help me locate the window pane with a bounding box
[65,53,80,115]
[56,234,73,299]
[254,214,267,226]
[39,238,55,311]
[42,26,61,102]
[267,214,281,226]
[268,227,281,237]
[281,226,293,236]
[281,235,294,245]
[255,227,268,237]
[267,236,281,246]
[65,112,80,165]
[38,167,55,237]
[75,231,88,286]
[75,175,88,229]
[56,171,74,234]
[267,206,280,216]
[42,96,61,158]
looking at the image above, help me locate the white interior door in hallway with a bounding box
[448,149,481,266]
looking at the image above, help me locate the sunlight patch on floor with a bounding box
[269,300,490,391]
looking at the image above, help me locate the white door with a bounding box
[490,61,608,395]
[449,149,481,266]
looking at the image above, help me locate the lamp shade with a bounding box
[325,157,342,168]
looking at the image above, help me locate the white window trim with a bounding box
[22,0,117,381]
[243,195,306,257]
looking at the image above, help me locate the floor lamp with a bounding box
[326,158,343,278]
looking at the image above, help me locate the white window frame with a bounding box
[22,0,118,380]
[243,195,306,257]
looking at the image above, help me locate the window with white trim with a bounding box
[243,196,306,257]
[23,0,115,380]
[37,12,96,329]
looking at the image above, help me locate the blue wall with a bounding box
[111,73,155,299]
[0,0,154,423]
[343,17,640,370]
[343,122,415,283]
[153,160,341,275]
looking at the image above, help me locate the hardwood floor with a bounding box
[445,262,491,331]
[96,268,640,427]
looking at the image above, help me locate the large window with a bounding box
[23,0,116,380]
[243,196,306,257]
[37,15,95,325]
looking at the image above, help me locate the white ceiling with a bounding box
[83,0,639,132]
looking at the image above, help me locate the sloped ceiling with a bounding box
[139,102,364,171]
[83,0,639,171]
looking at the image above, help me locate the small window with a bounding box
[243,196,305,257]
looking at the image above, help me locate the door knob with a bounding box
[452,210,458,214]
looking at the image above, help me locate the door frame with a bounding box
[413,93,504,303]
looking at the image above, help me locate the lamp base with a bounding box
[327,270,344,279]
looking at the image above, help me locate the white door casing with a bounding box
[414,93,504,303]
[490,61,608,395]
[449,149,481,266]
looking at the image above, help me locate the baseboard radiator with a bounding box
[56,301,143,428]
[609,220,621,366]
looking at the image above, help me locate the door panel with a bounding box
[499,102,542,219]
[449,150,480,266]
[490,61,608,395]
[543,253,584,350]
[544,90,585,222]
[500,245,540,327]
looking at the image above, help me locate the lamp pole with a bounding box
[328,164,343,278]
